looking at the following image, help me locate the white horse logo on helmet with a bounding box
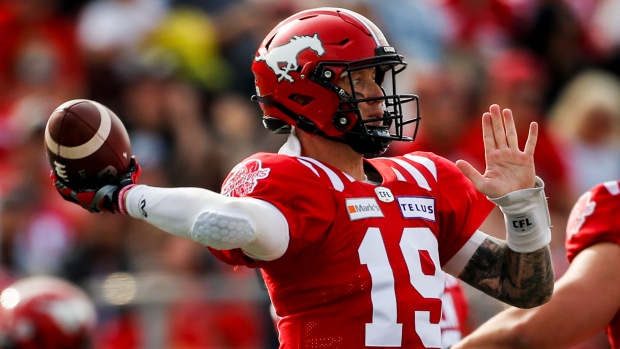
[255,34,325,83]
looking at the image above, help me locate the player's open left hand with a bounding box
[51,157,141,214]
[456,104,537,198]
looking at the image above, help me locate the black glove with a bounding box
[51,157,141,213]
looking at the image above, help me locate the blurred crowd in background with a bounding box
[0,0,619,348]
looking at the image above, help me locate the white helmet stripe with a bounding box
[337,8,381,46]
[314,7,383,46]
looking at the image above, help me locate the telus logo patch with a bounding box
[397,197,435,221]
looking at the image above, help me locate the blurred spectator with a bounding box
[0,0,85,107]
[548,69,620,195]
[60,213,134,287]
[118,75,223,189]
[1,126,85,278]
[119,75,173,178]
[77,0,168,68]
[161,80,223,189]
[0,0,86,183]
[361,0,453,69]
[439,0,520,59]
[76,0,169,106]
[209,93,286,181]
[591,0,620,77]
[141,6,232,92]
[211,93,286,174]
[520,0,601,109]
[209,1,295,97]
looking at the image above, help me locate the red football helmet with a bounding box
[0,276,96,349]
[252,7,420,156]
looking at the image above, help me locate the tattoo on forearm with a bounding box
[459,236,554,308]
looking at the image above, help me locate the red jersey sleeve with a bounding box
[565,181,620,263]
[208,153,338,267]
[428,153,495,264]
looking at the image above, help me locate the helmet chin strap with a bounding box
[343,125,392,157]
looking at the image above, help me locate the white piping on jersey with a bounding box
[404,154,437,181]
[603,181,620,195]
[391,167,406,181]
[343,172,356,182]
[297,158,320,177]
[299,156,345,192]
[385,158,431,190]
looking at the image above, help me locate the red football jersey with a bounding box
[211,151,494,348]
[565,180,620,349]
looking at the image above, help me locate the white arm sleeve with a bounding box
[124,185,289,261]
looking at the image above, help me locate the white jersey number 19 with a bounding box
[359,227,445,348]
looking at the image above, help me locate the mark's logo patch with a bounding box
[346,198,383,221]
[221,159,270,197]
[255,34,325,83]
[397,197,435,221]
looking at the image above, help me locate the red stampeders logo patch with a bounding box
[221,159,270,197]
[566,191,596,238]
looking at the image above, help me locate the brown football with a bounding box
[44,99,132,189]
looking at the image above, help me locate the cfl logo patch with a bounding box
[54,161,69,181]
[511,216,533,232]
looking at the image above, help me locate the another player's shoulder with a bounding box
[590,180,620,199]
[566,181,620,261]
[567,181,620,234]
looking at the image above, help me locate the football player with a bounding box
[452,180,620,349]
[0,276,96,349]
[51,7,555,348]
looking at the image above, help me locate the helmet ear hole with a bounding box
[290,94,314,106]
